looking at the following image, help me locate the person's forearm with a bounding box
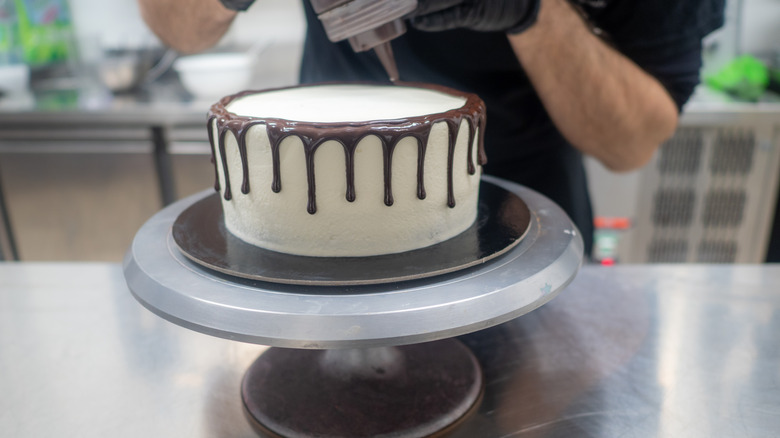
[508,0,678,172]
[138,0,237,54]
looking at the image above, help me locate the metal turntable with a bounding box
[123,175,583,437]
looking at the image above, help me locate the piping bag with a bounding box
[309,0,418,82]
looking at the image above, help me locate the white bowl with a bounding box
[174,53,254,99]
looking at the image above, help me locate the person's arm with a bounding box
[138,0,238,54]
[508,0,678,172]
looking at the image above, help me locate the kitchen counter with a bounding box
[1,263,778,437]
[0,73,207,122]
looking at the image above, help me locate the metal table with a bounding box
[1,263,779,437]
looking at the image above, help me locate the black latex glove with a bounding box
[409,0,540,34]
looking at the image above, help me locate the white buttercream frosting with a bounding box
[226,84,467,122]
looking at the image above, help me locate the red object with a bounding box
[601,257,615,266]
[594,217,631,230]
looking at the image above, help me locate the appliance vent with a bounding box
[653,189,696,227]
[702,190,746,227]
[697,240,738,263]
[648,239,688,263]
[658,127,703,175]
[711,129,755,174]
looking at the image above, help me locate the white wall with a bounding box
[68,0,156,50]
[740,0,780,57]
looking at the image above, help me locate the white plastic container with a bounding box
[174,53,254,99]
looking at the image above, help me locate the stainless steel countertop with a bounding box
[1,263,779,437]
[0,92,207,127]
[0,78,209,127]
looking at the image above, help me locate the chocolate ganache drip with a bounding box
[207,82,487,214]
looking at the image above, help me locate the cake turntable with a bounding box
[123,175,583,437]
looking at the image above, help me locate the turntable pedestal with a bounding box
[243,341,482,438]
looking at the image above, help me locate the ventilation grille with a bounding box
[653,189,696,227]
[641,125,763,264]
[658,128,703,175]
[648,239,688,263]
[697,240,738,263]
[711,129,755,174]
[702,190,746,227]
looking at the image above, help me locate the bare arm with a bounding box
[508,0,679,172]
[138,0,237,54]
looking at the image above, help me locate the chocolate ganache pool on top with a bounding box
[207,82,487,257]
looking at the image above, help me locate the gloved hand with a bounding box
[409,0,540,34]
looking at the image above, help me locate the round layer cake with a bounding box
[207,83,486,257]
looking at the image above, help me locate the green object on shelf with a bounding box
[704,55,771,101]
[13,0,73,66]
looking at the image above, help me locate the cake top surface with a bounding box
[225,84,468,123]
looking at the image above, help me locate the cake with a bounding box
[207,83,486,257]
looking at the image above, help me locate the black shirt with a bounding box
[298,0,725,256]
